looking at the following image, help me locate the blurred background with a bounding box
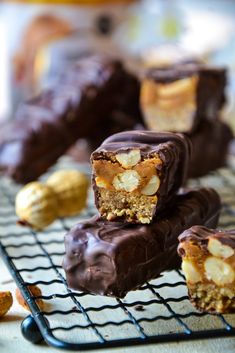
[0,0,235,130]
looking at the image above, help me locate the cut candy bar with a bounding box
[178,226,235,313]
[91,130,191,224]
[141,62,226,133]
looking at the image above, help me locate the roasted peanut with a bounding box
[141,175,160,196]
[182,259,202,284]
[116,150,141,168]
[46,170,89,217]
[208,238,234,259]
[112,170,140,192]
[204,257,235,286]
[15,286,44,311]
[15,182,58,230]
[0,291,13,318]
[15,169,89,229]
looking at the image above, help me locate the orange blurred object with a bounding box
[13,14,73,87]
[6,0,138,102]
[7,0,136,4]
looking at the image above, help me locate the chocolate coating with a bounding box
[91,130,191,221]
[63,187,221,297]
[0,56,140,183]
[178,225,235,313]
[187,119,233,178]
[146,61,226,85]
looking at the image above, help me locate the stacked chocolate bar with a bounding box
[1,57,232,183]
[63,130,221,297]
[140,61,233,178]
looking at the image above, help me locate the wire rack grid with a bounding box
[0,157,235,351]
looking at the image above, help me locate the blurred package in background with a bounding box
[0,0,138,119]
[0,0,235,130]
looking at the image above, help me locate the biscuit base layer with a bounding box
[189,282,235,313]
[99,189,157,223]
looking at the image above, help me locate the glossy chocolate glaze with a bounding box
[91,130,191,221]
[178,225,235,253]
[187,119,233,178]
[63,187,221,297]
[0,56,140,183]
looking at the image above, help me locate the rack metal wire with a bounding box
[0,157,235,350]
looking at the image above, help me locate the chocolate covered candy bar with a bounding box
[91,130,191,224]
[0,56,140,183]
[63,188,221,297]
[187,119,233,178]
[178,226,235,313]
[141,62,226,133]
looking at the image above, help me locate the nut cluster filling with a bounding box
[181,237,235,313]
[93,149,162,223]
[140,76,198,132]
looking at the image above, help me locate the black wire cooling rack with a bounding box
[0,157,235,351]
